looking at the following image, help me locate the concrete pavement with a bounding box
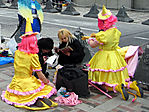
[0,64,149,112]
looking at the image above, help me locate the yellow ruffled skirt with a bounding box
[88,49,130,87]
[1,75,56,106]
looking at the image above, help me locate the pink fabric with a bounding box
[86,64,90,67]
[1,88,57,106]
[89,78,130,88]
[125,46,141,78]
[54,92,82,106]
[6,81,45,96]
[89,79,118,87]
[99,43,104,45]
[126,81,132,89]
[33,69,42,71]
[89,65,127,72]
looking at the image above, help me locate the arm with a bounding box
[88,32,105,48]
[88,38,100,48]
[36,71,55,88]
[36,71,49,84]
[31,54,55,87]
[69,39,85,57]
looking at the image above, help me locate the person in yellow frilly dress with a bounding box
[83,5,143,101]
[1,18,58,110]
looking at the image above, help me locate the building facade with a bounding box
[73,0,149,10]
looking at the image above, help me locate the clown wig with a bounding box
[18,35,39,54]
[98,15,117,31]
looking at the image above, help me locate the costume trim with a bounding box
[6,81,45,96]
[1,88,56,106]
[89,79,116,87]
[88,65,127,72]
[33,69,42,71]
[89,79,130,92]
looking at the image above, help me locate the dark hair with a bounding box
[37,38,54,50]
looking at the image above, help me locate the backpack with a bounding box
[56,65,90,98]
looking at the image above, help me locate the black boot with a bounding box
[115,84,129,101]
[35,99,44,107]
[42,98,52,107]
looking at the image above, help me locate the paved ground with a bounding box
[0,64,149,112]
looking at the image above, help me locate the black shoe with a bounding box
[35,99,43,107]
[42,98,52,107]
[121,84,129,101]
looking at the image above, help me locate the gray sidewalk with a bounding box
[0,65,149,112]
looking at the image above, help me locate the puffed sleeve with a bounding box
[95,31,107,45]
[31,54,42,71]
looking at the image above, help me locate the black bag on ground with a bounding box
[135,45,149,90]
[56,65,90,98]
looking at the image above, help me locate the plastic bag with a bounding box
[0,57,14,65]
[6,37,17,56]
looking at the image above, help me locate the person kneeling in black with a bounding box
[34,38,54,78]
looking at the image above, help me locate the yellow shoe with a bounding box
[49,99,58,107]
[115,84,129,101]
[126,81,143,98]
[14,100,50,110]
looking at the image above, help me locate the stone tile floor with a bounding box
[0,64,149,112]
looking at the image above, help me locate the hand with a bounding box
[54,47,59,53]
[90,33,96,37]
[63,51,70,56]
[48,81,56,88]
[43,56,48,62]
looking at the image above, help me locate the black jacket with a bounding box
[34,50,53,78]
[58,39,85,65]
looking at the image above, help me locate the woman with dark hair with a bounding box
[34,38,54,78]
